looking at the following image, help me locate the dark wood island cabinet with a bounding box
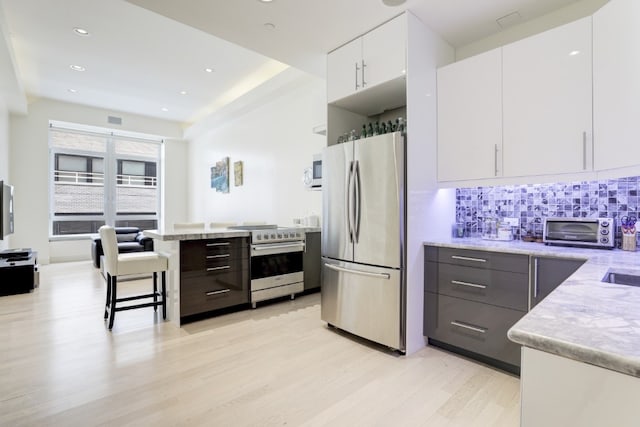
[179,237,249,319]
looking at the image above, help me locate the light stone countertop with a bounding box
[423,237,640,377]
[143,227,250,241]
[144,226,320,241]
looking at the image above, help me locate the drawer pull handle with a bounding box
[451,321,487,334]
[206,254,230,259]
[206,242,230,247]
[207,266,230,271]
[451,280,487,289]
[206,289,230,296]
[451,255,486,263]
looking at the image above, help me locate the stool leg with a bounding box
[161,271,167,320]
[108,276,117,330]
[153,272,158,312]
[104,273,111,319]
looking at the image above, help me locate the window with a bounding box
[49,125,161,236]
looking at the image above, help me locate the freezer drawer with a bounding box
[321,258,404,351]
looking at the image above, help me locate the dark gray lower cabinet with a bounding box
[180,237,249,319]
[303,231,321,291]
[424,245,529,373]
[531,256,584,308]
[424,245,586,374]
[424,294,524,366]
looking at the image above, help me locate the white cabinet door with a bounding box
[593,0,640,171]
[327,15,406,104]
[362,15,406,91]
[502,17,593,177]
[437,48,503,182]
[327,37,362,103]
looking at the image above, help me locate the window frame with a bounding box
[48,125,162,237]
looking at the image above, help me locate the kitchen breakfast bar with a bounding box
[144,225,321,326]
[143,227,251,326]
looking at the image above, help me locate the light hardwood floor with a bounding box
[0,261,520,426]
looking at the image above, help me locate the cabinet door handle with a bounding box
[451,280,487,289]
[533,257,539,299]
[355,62,360,90]
[582,131,587,170]
[206,289,230,296]
[361,60,366,88]
[206,242,230,247]
[207,266,230,272]
[451,321,487,334]
[451,255,486,263]
[494,144,499,176]
[206,254,230,259]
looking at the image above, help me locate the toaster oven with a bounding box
[543,217,614,249]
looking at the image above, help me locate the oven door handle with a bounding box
[324,263,390,280]
[252,242,305,251]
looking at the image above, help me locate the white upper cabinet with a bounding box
[327,15,406,104]
[327,38,363,104]
[437,48,503,182]
[502,17,593,177]
[593,0,640,171]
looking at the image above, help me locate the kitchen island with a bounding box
[144,225,321,326]
[423,238,640,426]
[144,226,251,326]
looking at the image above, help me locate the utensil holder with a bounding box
[622,232,636,251]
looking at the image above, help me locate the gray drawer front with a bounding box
[425,261,528,311]
[424,293,524,366]
[437,247,529,273]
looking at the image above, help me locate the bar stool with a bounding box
[99,225,168,330]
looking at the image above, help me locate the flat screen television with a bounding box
[0,180,14,240]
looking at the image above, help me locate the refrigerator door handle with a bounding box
[354,160,362,242]
[347,160,354,243]
[324,263,391,280]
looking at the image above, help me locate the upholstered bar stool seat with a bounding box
[99,225,168,330]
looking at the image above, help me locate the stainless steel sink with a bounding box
[602,269,640,287]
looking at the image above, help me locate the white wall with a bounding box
[404,12,456,355]
[186,74,325,226]
[0,103,9,251]
[456,0,608,60]
[9,97,185,264]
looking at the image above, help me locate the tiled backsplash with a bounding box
[456,176,639,245]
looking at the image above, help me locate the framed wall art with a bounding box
[210,157,229,193]
[234,161,243,186]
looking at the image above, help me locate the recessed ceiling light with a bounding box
[258,0,274,3]
[205,68,214,73]
[70,64,86,72]
[264,23,276,30]
[161,107,169,112]
[180,90,188,95]
[68,88,78,93]
[569,50,581,56]
[73,27,90,36]
[382,0,406,6]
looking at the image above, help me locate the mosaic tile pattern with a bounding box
[455,176,640,246]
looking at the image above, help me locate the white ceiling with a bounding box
[1,0,586,126]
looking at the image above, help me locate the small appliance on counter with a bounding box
[542,217,614,249]
[481,217,513,241]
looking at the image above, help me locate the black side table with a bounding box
[0,251,38,297]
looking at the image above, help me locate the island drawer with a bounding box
[180,238,249,272]
[424,293,524,367]
[428,246,529,274]
[180,269,249,316]
[425,261,528,311]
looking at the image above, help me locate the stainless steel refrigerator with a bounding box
[321,131,405,352]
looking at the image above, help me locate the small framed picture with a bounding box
[211,157,229,193]
[234,161,243,186]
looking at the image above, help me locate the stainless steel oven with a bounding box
[230,225,305,307]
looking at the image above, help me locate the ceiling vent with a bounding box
[496,11,522,30]
[107,116,122,125]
